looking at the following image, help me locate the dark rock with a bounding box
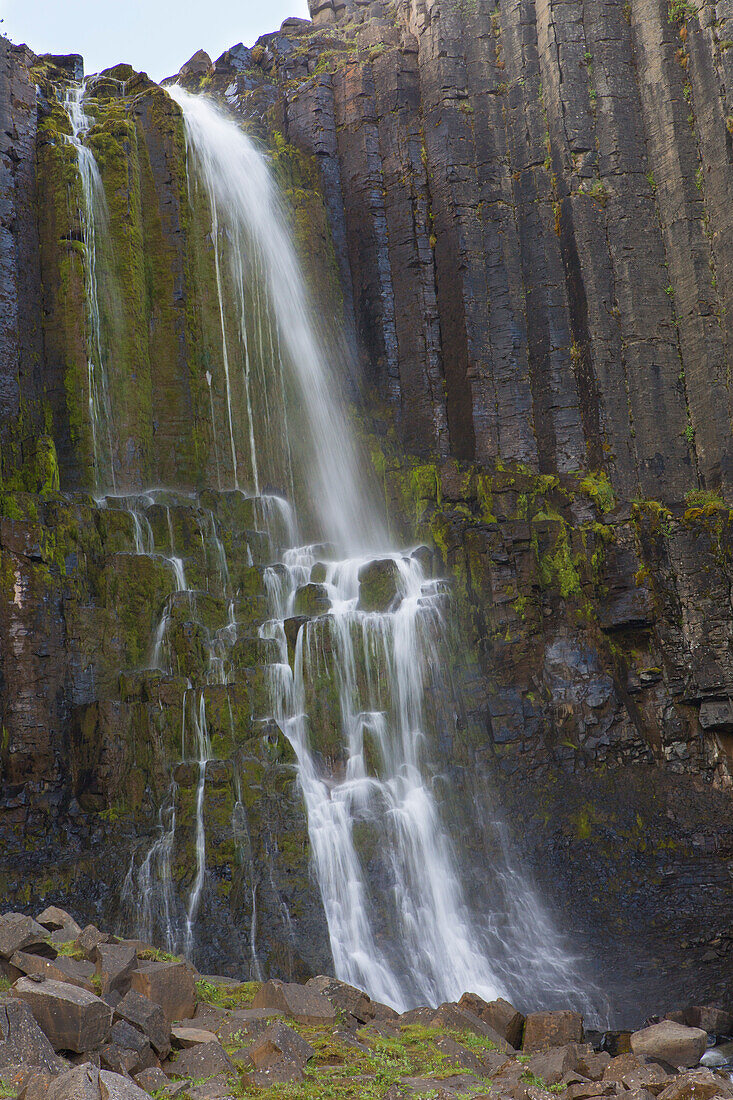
[657,1069,733,1100]
[129,961,196,1028]
[430,1002,512,1049]
[305,975,374,1022]
[0,916,51,960]
[36,908,82,940]
[684,1006,733,1035]
[0,996,64,1073]
[96,945,137,998]
[293,582,330,616]
[247,1020,315,1069]
[458,993,524,1047]
[163,1040,233,1080]
[46,1064,101,1100]
[74,927,111,962]
[9,951,95,992]
[13,977,112,1053]
[99,1069,152,1099]
[171,1025,217,1047]
[114,991,170,1057]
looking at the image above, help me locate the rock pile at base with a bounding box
[0,909,731,1100]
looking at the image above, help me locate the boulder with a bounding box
[523,1010,584,1052]
[46,1064,102,1100]
[10,950,95,991]
[458,993,525,1047]
[163,1039,233,1080]
[130,961,196,1027]
[114,991,170,1057]
[433,1035,489,1073]
[171,1025,217,1047]
[98,1042,140,1076]
[216,1006,283,1045]
[619,1062,675,1095]
[657,1068,733,1100]
[358,558,401,612]
[18,1069,57,1100]
[305,975,374,1023]
[630,1022,707,1069]
[0,915,52,960]
[134,1066,170,1092]
[248,1021,315,1070]
[250,1059,304,1086]
[99,1070,153,1099]
[528,1045,582,1085]
[0,997,65,1073]
[96,945,137,998]
[74,926,111,962]
[252,980,337,1025]
[13,977,112,1053]
[36,908,83,941]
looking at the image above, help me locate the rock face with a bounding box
[0,0,732,1022]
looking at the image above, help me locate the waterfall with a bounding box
[63,84,117,493]
[167,88,602,1018]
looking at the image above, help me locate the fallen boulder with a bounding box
[458,993,525,1048]
[13,976,112,1053]
[306,975,374,1023]
[96,944,137,998]
[358,558,401,612]
[47,1063,102,1100]
[248,1020,315,1070]
[0,914,53,960]
[163,1038,233,1079]
[99,1068,153,1099]
[630,1021,707,1069]
[0,996,65,1073]
[252,979,337,1025]
[74,926,112,962]
[523,1010,584,1052]
[657,1068,733,1100]
[10,949,95,991]
[114,990,170,1057]
[130,960,196,1027]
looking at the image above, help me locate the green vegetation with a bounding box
[579,470,616,513]
[195,977,260,1010]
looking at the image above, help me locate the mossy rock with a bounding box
[293,582,331,617]
[358,558,401,612]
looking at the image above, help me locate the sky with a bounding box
[2,0,311,82]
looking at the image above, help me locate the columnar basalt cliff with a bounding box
[0,0,732,1027]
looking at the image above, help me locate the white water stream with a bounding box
[66,80,600,1016]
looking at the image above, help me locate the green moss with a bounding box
[579,470,615,513]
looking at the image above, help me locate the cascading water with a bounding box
[163,88,603,1017]
[63,83,117,493]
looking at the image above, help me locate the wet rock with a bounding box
[293,582,330,616]
[13,977,112,1053]
[163,1039,233,1079]
[0,997,65,1073]
[129,961,196,1028]
[0,915,52,960]
[631,1022,708,1069]
[248,1020,315,1070]
[252,980,337,1025]
[305,975,374,1023]
[523,1010,584,1052]
[684,1006,733,1035]
[358,558,401,612]
[9,950,95,991]
[699,1048,730,1068]
[114,991,170,1057]
[458,992,524,1047]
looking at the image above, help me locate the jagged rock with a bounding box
[134,1065,169,1091]
[657,1069,733,1100]
[114,991,170,1057]
[433,1035,489,1073]
[0,916,52,960]
[528,1045,583,1085]
[305,975,374,1022]
[619,1062,675,1095]
[19,1068,57,1100]
[458,993,524,1047]
[358,558,401,612]
[216,1006,283,1044]
[96,945,137,998]
[250,1059,304,1085]
[98,1042,139,1076]
[252,980,337,1025]
[129,961,196,1027]
[631,1022,708,1069]
[523,1011,584,1052]
[430,1002,512,1049]
[10,950,95,991]
[0,997,64,1073]
[163,1039,233,1079]
[13,977,113,1053]
[247,1020,315,1069]
[74,927,111,962]
[36,908,82,941]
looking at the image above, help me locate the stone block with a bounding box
[631,1022,707,1069]
[0,915,52,960]
[523,1010,584,1052]
[129,961,196,1027]
[13,976,112,1053]
[0,996,64,1073]
[252,980,336,1025]
[114,991,170,1057]
[458,993,524,1047]
[248,1020,314,1069]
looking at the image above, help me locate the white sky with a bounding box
[2,0,312,81]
